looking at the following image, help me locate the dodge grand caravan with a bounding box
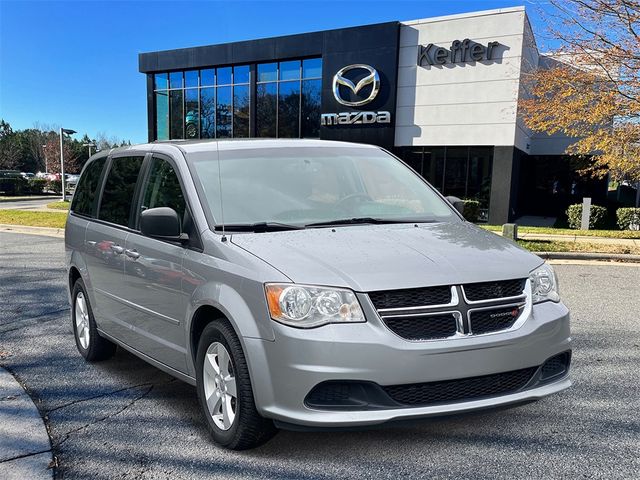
[65,139,571,450]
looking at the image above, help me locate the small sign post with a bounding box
[581,197,592,230]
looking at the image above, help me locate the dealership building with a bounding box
[139,6,601,224]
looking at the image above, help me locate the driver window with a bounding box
[140,157,187,226]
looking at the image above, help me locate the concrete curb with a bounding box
[534,251,640,262]
[0,196,57,203]
[0,225,64,238]
[0,367,53,479]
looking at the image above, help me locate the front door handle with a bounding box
[125,249,140,260]
[110,245,125,255]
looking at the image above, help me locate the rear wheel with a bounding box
[72,278,116,361]
[196,321,277,450]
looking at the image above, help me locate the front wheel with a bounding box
[196,321,277,450]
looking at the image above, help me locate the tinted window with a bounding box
[71,157,106,216]
[140,158,186,226]
[99,156,144,226]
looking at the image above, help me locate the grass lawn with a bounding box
[0,209,68,228]
[483,225,640,239]
[517,239,640,255]
[46,201,70,210]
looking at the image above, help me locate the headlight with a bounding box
[265,283,365,328]
[529,263,560,304]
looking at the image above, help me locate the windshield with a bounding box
[189,145,460,229]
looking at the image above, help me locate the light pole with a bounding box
[82,143,97,158]
[41,144,48,174]
[59,128,76,201]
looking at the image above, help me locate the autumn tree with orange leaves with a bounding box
[520,0,640,204]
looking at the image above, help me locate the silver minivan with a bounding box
[65,139,571,449]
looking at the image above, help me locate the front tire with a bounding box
[196,321,277,450]
[72,278,116,361]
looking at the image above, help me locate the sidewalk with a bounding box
[494,231,640,247]
[0,367,53,479]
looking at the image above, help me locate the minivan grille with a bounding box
[368,286,451,310]
[369,278,527,341]
[463,279,525,302]
[382,314,458,341]
[382,367,537,406]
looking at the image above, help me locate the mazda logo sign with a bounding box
[332,64,380,107]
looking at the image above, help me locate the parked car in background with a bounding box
[65,139,572,451]
[0,170,23,178]
[65,174,80,195]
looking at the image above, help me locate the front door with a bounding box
[122,155,191,373]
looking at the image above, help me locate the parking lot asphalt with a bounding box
[0,231,638,479]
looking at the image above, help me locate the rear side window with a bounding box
[140,157,186,225]
[98,156,144,226]
[71,157,106,217]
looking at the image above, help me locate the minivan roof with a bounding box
[105,138,380,157]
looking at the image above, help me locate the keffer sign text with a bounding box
[418,39,499,66]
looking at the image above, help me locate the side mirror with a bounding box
[445,196,465,216]
[140,207,189,244]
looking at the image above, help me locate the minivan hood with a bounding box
[231,222,542,292]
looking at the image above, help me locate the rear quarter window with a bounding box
[70,157,107,217]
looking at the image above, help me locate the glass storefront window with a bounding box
[200,69,215,87]
[256,82,277,137]
[185,70,198,88]
[154,73,168,90]
[169,71,183,89]
[396,146,493,215]
[302,58,322,79]
[233,84,250,138]
[279,60,300,81]
[216,85,232,138]
[200,87,215,138]
[257,63,277,83]
[278,80,300,138]
[185,88,199,139]
[169,89,183,139]
[217,67,232,85]
[233,65,250,84]
[153,57,321,141]
[444,147,468,198]
[301,79,321,138]
[155,91,169,141]
[423,148,445,191]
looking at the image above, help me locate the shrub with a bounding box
[462,199,481,222]
[0,176,27,195]
[616,207,640,230]
[46,179,62,194]
[566,203,608,229]
[26,178,47,195]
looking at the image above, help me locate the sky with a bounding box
[0,0,554,144]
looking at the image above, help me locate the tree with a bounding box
[0,120,22,170]
[520,0,640,204]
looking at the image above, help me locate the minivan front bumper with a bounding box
[244,299,571,428]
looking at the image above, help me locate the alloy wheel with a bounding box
[74,292,90,349]
[203,342,238,430]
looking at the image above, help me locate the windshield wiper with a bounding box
[305,217,433,228]
[214,222,304,233]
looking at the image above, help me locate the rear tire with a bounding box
[196,320,277,450]
[71,278,116,361]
